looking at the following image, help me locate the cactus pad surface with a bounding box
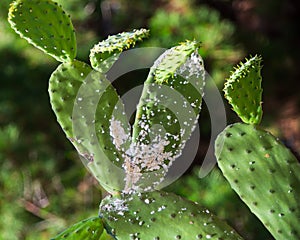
[49,60,130,193]
[8,0,77,62]
[90,28,149,72]
[100,191,243,240]
[223,55,263,124]
[215,123,300,239]
[51,217,104,240]
[127,41,205,191]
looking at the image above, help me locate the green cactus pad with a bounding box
[90,28,149,72]
[127,41,205,191]
[223,55,263,124]
[51,217,104,240]
[215,123,300,239]
[151,40,201,84]
[100,191,243,240]
[49,60,91,151]
[8,0,76,62]
[49,60,130,193]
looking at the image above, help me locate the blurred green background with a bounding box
[0,0,299,239]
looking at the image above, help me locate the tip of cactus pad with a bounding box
[8,0,77,62]
[224,55,263,125]
[151,40,201,84]
[89,28,150,72]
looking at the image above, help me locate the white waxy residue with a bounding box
[109,117,130,151]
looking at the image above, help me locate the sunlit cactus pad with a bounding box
[215,123,300,239]
[100,191,243,240]
[90,28,149,72]
[151,40,201,84]
[224,55,263,124]
[127,41,205,191]
[8,0,76,62]
[51,217,104,240]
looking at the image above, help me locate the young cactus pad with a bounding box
[215,123,300,239]
[126,41,205,191]
[90,29,149,73]
[100,191,244,240]
[223,55,263,124]
[51,217,105,240]
[49,60,130,193]
[8,0,76,62]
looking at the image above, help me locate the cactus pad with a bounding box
[51,217,104,240]
[127,41,205,191]
[49,60,130,193]
[215,123,300,239]
[90,28,149,72]
[100,191,243,240]
[223,55,263,124]
[8,0,76,62]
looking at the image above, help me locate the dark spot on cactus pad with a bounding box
[268,169,276,173]
[291,230,298,235]
[250,185,255,190]
[289,207,295,212]
[196,234,203,239]
[270,209,275,213]
[286,159,296,164]
[269,189,275,194]
[175,235,181,239]
[225,133,232,137]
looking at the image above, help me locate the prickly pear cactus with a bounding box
[215,123,300,239]
[126,41,205,191]
[51,217,106,240]
[7,1,246,240]
[8,0,76,62]
[223,55,262,125]
[90,29,149,73]
[100,191,243,240]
